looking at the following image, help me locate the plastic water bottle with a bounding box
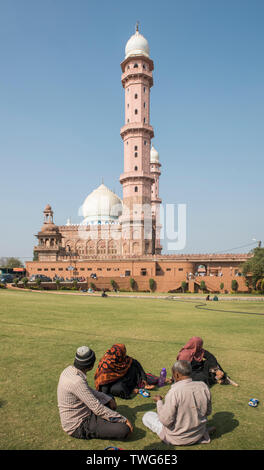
[158,368,167,387]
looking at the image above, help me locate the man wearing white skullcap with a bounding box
[57,345,132,440]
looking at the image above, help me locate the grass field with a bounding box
[0,289,264,451]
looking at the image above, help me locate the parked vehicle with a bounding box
[29,275,52,282]
[0,274,14,283]
[53,276,64,282]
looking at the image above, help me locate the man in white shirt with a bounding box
[142,360,213,446]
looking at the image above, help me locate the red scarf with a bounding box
[177,337,205,362]
[94,344,133,390]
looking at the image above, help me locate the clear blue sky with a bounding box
[0,0,263,261]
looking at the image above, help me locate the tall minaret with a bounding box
[119,25,155,255]
[150,145,162,254]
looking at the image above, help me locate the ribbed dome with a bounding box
[125,30,149,59]
[150,145,159,163]
[81,184,122,225]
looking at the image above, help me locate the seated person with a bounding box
[142,360,214,446]
[94,343,156,399]
[177,336,226,386]
[57,345,132,440]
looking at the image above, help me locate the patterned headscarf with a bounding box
[177,337,205,362]
[94,344,133,390]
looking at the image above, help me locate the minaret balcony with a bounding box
[119,171,155,184]
[120,122,154,139]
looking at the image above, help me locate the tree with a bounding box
[21,277,28,288]
[220,282,224,291]
[149,278,156,292]
[231,279,238,292]
[110,279,118,290]
[35,278,42,289]
[242,247,264,289]
[181,281,187,293]
[0,257,24,268]
[200,280,206,292]
[130,278,136,291]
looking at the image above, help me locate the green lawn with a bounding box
[0,289,264,450]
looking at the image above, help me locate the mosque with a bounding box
[26,27,250,293]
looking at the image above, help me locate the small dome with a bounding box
[41,223,59,233]
[44,204,52,212]
[80,184,122,225]
[125,30,149,59]
[150,145,159,163]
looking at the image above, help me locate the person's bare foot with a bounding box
[145,384,155,390]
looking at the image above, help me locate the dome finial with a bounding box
[136,21,139,33]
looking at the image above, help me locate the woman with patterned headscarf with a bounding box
[177,337,226,386]
[94,344,155,399]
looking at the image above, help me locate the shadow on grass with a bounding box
[0,399,7,408]
[208,411,239,439]
[142,411,239,450]
[117,403,156,442]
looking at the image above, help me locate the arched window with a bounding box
[134,93,138,99]
[108,240,117,255]
[135,109,138,114]
[134,166,138,171]
[134,152,138,157]
[134,145,138,150]
[97,240,106,254]
[134,63,138,68]
[135,186,138,192]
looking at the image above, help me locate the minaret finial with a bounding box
[136,21,139,33]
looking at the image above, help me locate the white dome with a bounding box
[150,145,159,163]
[80,184,122,225]
[125,30,149,59]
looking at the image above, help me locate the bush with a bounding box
[110,279,118,290]
[181,281,187,293]
[0,283,7,289]
[90,282,96,291]
[130,278,136,291]
[13,277,20,287]
[35,278,42,288]
[72,280,78,290]
[231,279,238,292]
[200,280,206,292]
[149,278,156,292]
[220,282,224,290]
[21,277,29,288]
